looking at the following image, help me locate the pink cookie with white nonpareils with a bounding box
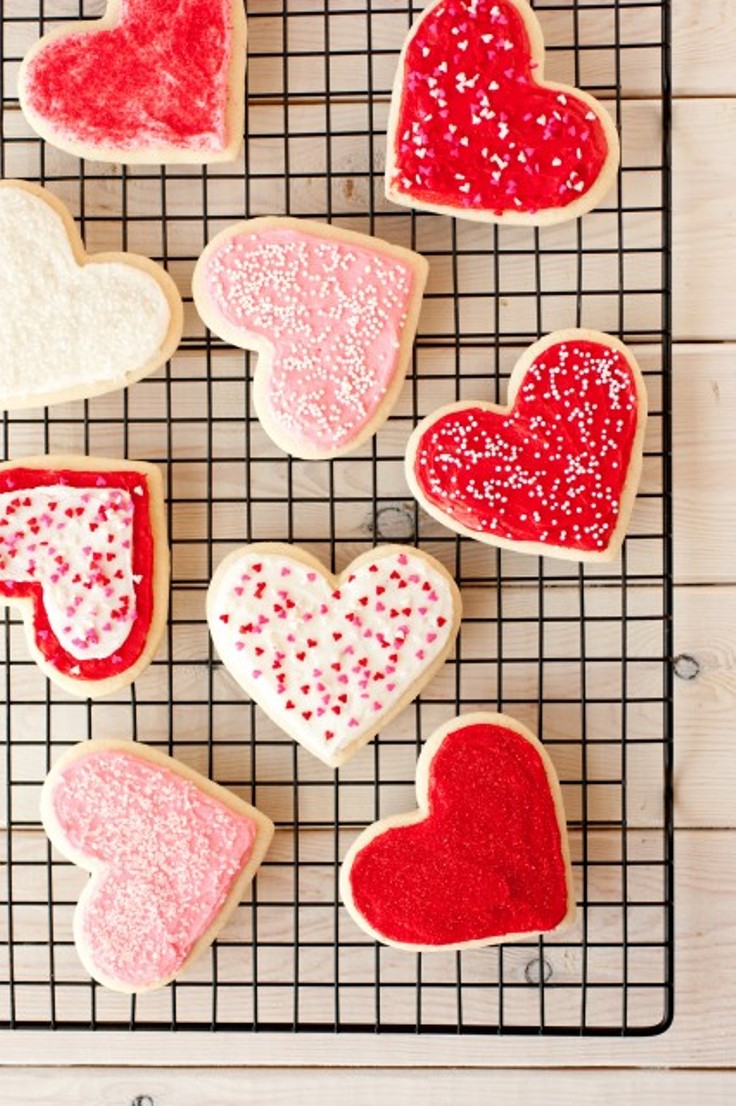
[207,544,461,767]
[193,218,427,459]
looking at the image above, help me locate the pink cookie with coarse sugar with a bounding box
[405,330,648,562]
[385,0,619,225]
[207,543,461,767]
[193,217,428,459]
[41,739,274,992]
[18,0,246,165]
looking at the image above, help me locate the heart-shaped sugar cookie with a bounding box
[0,456,169,697]
[207,544,461,767]
[19,0,246,164]
[0,182,182,411]
[406,330,647,562]
[386,0,619,224]
[341,713,575,949]
[193,218,427,459]
[42,740,274,992]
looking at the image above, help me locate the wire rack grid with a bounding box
[0,0,672,1035]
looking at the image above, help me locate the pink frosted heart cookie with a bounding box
[42,739,274,992]
[386,0,619,224]
[207,544,461,767]
[406,330,647,562]
[341,713,575,950]
[0,182,182,411]
[18,0,246,164]
[0,455,169,697]
[193,217,428,459]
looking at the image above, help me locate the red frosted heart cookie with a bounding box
[386,0,619,224]
[406,330,647,562]
[208,543,461,767]
[341,713,575,949]
[0,456,169,696]
[18,0,246,164]
[193,217,428,459]
[41,740,274,992]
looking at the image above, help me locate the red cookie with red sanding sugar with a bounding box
[0,456,169,697]
[340,713,575,950]
[385,0,620,224]
[18,0,246,165]
[405,329,648,563]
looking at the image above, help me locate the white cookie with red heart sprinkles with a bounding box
[385,0,620,225]
[41,739,274,992]
[207,543,461,767]
[405,330,648,563]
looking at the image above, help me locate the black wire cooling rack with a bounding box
[0,0,672,1035]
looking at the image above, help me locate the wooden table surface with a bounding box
[1,0,735,1101]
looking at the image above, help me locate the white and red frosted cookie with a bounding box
[18,0,246,165]
[405,330,647,562]
[0,182,182,411]
[193,217,428,459]
[340,713,575,950]
[41,739,274,992]
[207,544,461,768]
[0,456,169,697]
[386,0,619,224]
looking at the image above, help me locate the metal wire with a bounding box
[0,0,672,1034]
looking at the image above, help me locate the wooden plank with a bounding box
[0,1067,734,1105]
[0,829,726,1065]
[673,0,736,97]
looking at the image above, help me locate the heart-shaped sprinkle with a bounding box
[407,331,646,561]
[19,0,245,163]
[386,0,618,223]
[42,741,273,992]
[193,218,428,459]
[341,714,574,949]
[208,545,460,767]
[0,183,181,412]
[0,458,167,696]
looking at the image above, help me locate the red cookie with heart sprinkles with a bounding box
[386,0,619,224]
[41,739,274,992]
[406,330,647,562]
[18,0,246,165]
[0,456,169,697]
[207,543,461,768]
[340,713,575,950]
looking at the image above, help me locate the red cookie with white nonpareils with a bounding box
[207,544,461,768]
[386,0,619,224]
[0,457,168,696]
[340,713,575,950]
[406,330,648,562]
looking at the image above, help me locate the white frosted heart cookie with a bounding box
[42,739,274,992]
[207,544,461,767]
[0,455,169,698]
[192,217,428,459]
[19,0,246,165]
[0,181,182,411]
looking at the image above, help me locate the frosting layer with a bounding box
[0,186,171,405]
[202,228,416,452]
[390,0,610,216]
[0,467,155,680]
[412,338,641,554]
[209,548,455,760]
[48,749,257,989]
[22,0,234,153]
[347,720,570,946]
